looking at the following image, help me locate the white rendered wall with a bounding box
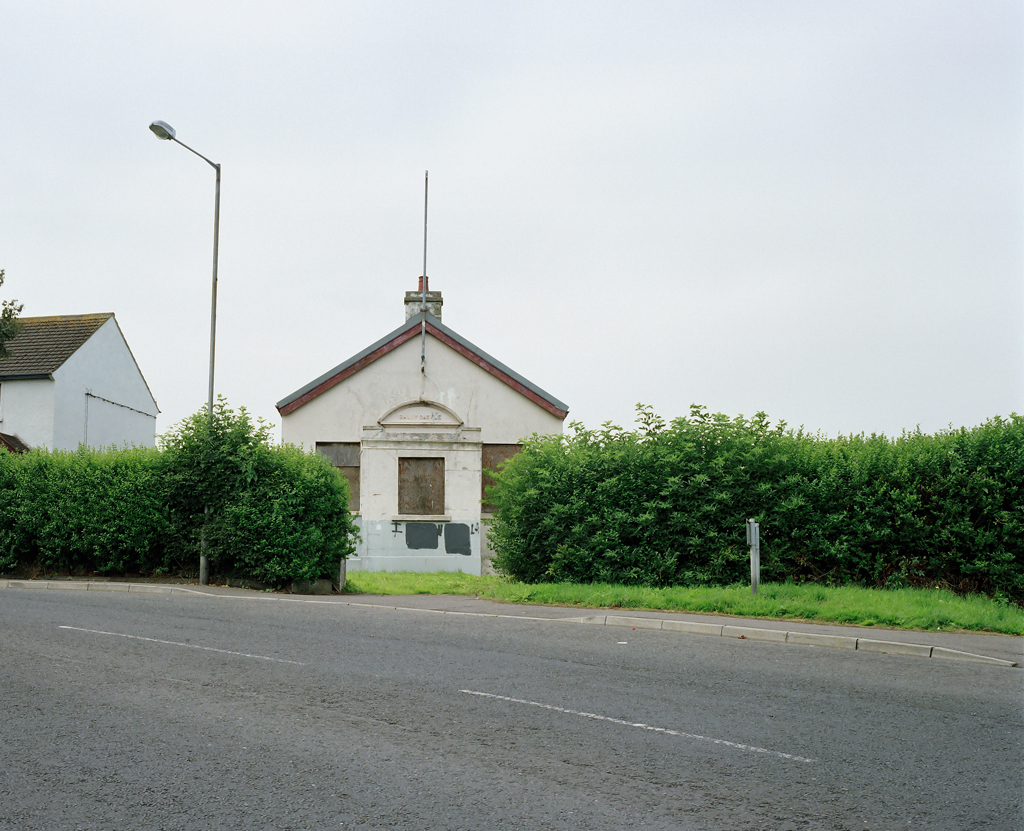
[350,426,483,574]
[52,318,158,450]
[281,332,563,574]
[0,378,55,448]
[281,335,564,448]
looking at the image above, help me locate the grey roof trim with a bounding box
[0,373,53,381]
[277,312,568,416]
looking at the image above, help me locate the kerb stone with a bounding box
[722,625,787,642]
[856,639,932,658]
[931,647,1017,667]
[662,621,724,637]
[786,631,857,650]
[605,616,663,630]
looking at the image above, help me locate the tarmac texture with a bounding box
[2,578,1019,668]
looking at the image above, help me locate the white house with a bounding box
[277,280,568,575]
[0,313,159,450]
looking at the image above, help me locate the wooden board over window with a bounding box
[481,443,522,512]
[399,457,445,515]
[316,442,360,512]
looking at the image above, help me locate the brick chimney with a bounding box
[404,276,443,321]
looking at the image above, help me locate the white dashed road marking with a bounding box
[59,626,304,665]
[460,689,817,763]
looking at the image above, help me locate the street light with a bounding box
[150,119,221,586]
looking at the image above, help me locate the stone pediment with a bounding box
[378,401,463,429]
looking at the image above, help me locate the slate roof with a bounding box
[277,312,569,419]
[0,432,31,453]
[0,313,113,378]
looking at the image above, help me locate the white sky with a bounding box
[3,1,1021,441]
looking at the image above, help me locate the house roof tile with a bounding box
[0,313,114,377]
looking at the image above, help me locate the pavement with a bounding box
[2,577,1020,668]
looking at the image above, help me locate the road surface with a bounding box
[1,588,1020,830]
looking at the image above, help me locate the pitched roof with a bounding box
[277,312,569,419]
[0,432,31,453]
[0,313,113,377]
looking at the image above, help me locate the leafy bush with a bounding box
[0,448,34,572]
[206,444,354,584]
[0,399,358,586]
[488,405,1024,605]
[0,445,169,576]
[159,398,358,584]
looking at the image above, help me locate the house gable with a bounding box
[0,313,158,450]
[277,313,568,420]
[277,281,568,577]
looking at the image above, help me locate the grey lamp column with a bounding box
[149,119,220,586]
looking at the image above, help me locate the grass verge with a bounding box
[342,572,1024,635]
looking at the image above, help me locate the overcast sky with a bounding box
[3,1,1021,443]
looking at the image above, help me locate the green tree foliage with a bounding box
[488,405,1024,604]
[0,446,169,575]
[159,398,358,583]
[158,399,278,546]
[0,270,24,361]
[0,400,358,586]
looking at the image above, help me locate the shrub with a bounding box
[159,398,358,584]
[0,398,359,586]
[488,405,1024,605]
[0,445,169,576]
[207,443,354,584]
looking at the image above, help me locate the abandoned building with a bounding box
[276,279,568,574]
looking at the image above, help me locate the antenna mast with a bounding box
[420,170,428,379]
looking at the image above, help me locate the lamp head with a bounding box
[149,120,176,140]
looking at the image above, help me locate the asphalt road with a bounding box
[1,589,1021,831]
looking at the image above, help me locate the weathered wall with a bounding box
[281,335,564,448]
[281,328,563,575]
[348,418,483,574]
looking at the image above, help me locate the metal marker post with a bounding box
[746,519,760,595]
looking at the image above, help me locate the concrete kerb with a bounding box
[931,646,1014,665]
[723,625,788,643]
[1,578,1017,668]
[786,631,858,650]
[584,614,1015,666]
[605,616,664,631]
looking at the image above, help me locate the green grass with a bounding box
[342,572,1024,636]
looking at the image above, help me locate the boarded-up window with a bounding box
[481,444,522,512]
[316,442,360,512]
[399,457,445,515]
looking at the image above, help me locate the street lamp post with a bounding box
[149,119,220,586]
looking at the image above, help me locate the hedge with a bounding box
[0,400,358,586]
[487,405,1024,605]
